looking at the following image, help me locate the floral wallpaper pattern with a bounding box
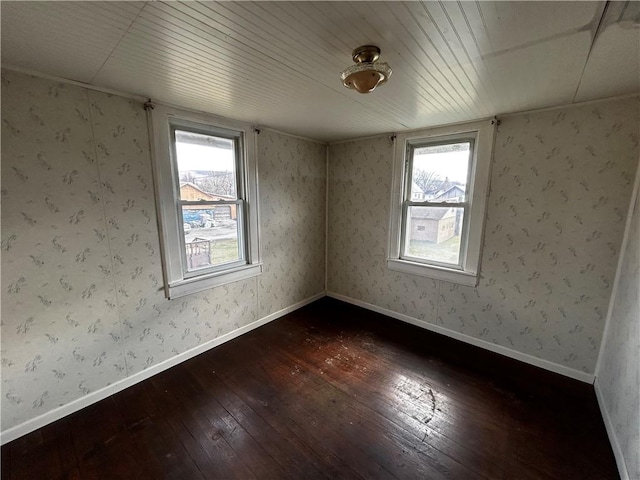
[597,180,639,480]
[1,70,326,432]
[258,130,326,318]
[328,97,639,374]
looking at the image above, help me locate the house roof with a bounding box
[411,207,456,221]
[180,182,216,199]
[180,182,234,201]
[432,185,466,199]
[411,182,424,195]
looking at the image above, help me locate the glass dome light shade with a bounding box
[341,62,392,94]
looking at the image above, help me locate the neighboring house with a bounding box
[180,182,237,220]
[432,185,466,235]
[410,181,426,201]
[410,207,456,244]
[431,184,465,202]
[412,185,466,239]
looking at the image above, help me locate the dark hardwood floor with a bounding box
[1,298,619,479]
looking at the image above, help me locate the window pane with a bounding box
[404,206,464,265]
[410,141,471,203]
[182,205,242,271]
[175,130,238,200]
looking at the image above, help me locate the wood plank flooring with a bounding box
[1,298,619,479]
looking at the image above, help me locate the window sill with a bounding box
[387,258,478,287]
[167,263,263,299]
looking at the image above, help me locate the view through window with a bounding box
[403,140,472,268]
[174,129,245,274]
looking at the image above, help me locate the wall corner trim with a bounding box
[0,292,325,446]
[326,292,595,384]
[594,377,630,480]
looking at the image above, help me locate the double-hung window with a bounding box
[151,105,261,298]
[388,120,495,286]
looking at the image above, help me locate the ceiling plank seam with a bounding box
[572,1,610,103]
[89,1,150,84]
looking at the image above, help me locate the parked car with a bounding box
[182,210,217,228]
[183,223,191,234]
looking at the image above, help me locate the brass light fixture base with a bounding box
[352,45,381,64]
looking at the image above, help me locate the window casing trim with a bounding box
[150,104,262,299]
[387,119,496,286]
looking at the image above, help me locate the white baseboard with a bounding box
[327,292,595,383]
[594,378,630,480]
[0,292,325,445]
[1,290,597,445]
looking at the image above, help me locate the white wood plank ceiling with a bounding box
[2,1,639,142]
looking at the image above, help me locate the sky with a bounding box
[413,149,470,185]
[174,135,469,183]
[175,141,235,173]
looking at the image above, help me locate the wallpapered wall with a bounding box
[597,176,639,480]
[328,97,639,375]
[0,70,326,432]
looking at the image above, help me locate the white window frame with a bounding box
[150,104,261,299]
[387,119,496,287]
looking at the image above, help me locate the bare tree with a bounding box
[413,169,443,195]
[195,172,236,197]
[180,171,197,184]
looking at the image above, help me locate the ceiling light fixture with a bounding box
[340,45,392,94]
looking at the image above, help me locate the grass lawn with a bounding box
[407,235,461,264]
[210,238,240,265]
